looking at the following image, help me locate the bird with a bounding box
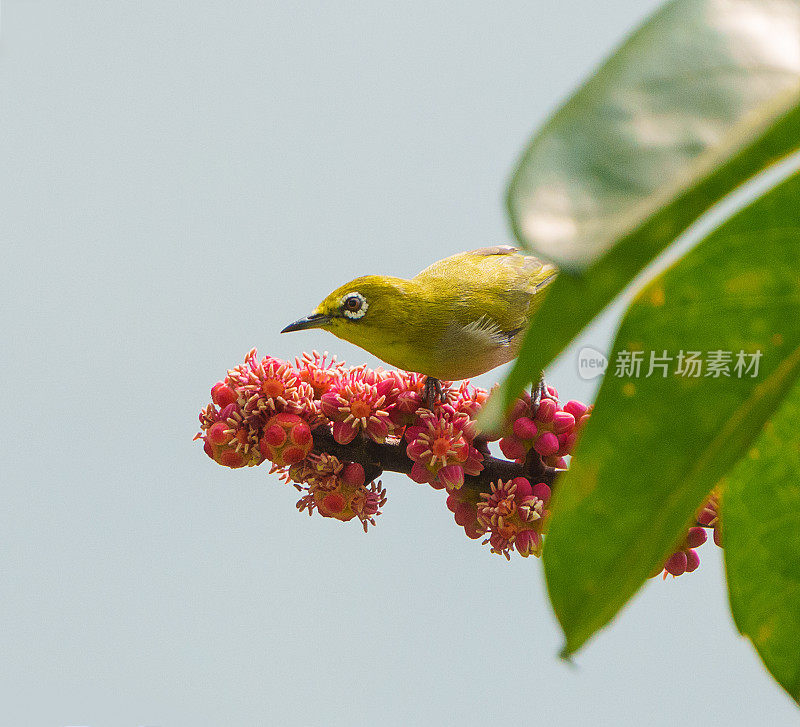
[281,245,557,391]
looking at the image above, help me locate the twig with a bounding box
[311,426,563,494]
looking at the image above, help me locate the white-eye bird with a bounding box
[282,246,557,382]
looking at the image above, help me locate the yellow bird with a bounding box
[282,245,557,382]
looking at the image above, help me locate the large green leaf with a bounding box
[724,377,800,704]
[510,0,800,271]
[481,0,800,429]
[542,171,800,656]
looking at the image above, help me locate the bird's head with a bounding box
[281,275,412,352]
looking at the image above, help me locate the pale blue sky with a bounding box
[1,2,797,725]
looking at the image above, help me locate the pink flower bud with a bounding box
[558,431,577,453]
[553,410,575,434]
[508,398,529,422]
[697,508,716,526]
[451,439,470,462]
[536,398,556,423]
[397,391,421,412]
[207,421,231,446]
[532,482,551,502]
[291,423,312,446]
[259,413,313,466]
[218,403,237,420]
[513,416,539,441]
[512,477,533,498]
[320,392,343,420]
[211,382,238,408]
[533,432,559,457]
[341,462,365,487]
[462,448,484,476]
[664,551,688,577]
[685,527,707,549]
[563,400,588,418]
[499,436,526,460]
[375,378,396,397]
[321,492,346,515]
[685,549,701,573]
[462,419,477,442]
[281,446,307,465]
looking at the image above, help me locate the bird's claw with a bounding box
[422,376,445,408]
[532,374,558,410]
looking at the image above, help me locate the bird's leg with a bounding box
[532,371,558,410]
[422,376,444,408]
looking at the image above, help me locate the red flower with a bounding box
[295,351,346,398]
[404,405,483,489]
[477,478,551,559]
[197,401,263,469]
[227,349,319,425]
[291,454,388,532]
[320,366,395,444]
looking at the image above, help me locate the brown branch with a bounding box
[311,426,563,494]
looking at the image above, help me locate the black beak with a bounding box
[281,313,330,333]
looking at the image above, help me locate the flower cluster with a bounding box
[198,351,597,562]
[196,350,391,528]
[259,413,313,467]
[197,349,320,470]
[697,493,722,547]
[197,351,737,580]
[288,454,387,532]
[498,389,591,468]
[652,492,722,578]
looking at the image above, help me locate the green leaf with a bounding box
[724,379,800,704]
[542,170,800,656]
[480,0,800,429]
[509,0,800,271]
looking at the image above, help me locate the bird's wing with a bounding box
[415,246,517,279]
[415,246,556,286]
[459,313,522,347]
[414,247,558,305]
[410,246,558,353]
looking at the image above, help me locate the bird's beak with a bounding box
[281,312,331,333]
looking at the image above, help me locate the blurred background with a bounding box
[1,1,797,724]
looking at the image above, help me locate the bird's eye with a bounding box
[340,291,368,320]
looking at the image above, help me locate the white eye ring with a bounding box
[340,291,368,320]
